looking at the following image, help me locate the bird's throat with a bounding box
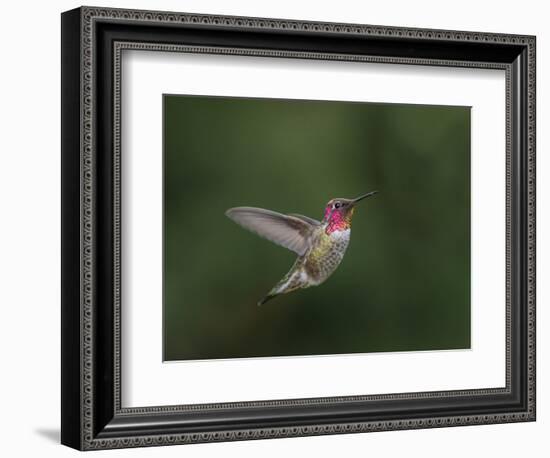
[326,208,354,234]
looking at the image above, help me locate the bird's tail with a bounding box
[257,293,278,306]
[257,259,306,306]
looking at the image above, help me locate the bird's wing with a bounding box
[225,207,315,256]
[288,213,322,227]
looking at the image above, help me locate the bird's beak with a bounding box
[352,191,378,204]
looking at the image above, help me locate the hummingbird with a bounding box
[225,191,378,305]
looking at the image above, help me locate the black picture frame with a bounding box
[61,6,536,450]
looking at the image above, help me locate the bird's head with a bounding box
[323,191,378,233]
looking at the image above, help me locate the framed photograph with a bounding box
[61,6,536,450]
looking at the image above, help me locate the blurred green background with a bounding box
[163,94,470,361]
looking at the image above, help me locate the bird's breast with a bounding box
[304,228,351,285]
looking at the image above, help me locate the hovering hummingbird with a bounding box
[225,191,378,305]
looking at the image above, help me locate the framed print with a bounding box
[61,6,536,450]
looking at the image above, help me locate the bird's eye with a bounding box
[334,202,341,209]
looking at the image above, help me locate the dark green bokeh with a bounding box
[163,94,470,361]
